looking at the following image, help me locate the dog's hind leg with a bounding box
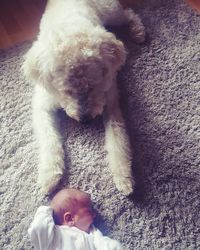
[32,85,64,194]
[104,84,134,196]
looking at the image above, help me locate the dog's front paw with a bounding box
[38,168,63,194]
[114,175,134,196]
[130,25,145,44]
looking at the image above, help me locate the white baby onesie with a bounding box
[28,206,123,250]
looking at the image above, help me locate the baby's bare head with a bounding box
[50,188,93,227]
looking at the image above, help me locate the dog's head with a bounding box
[23,29,126,122]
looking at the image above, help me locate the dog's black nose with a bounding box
[79,114,93,124]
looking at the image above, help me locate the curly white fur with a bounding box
[23,0,145,195]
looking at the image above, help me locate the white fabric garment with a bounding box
[28,206,123,250]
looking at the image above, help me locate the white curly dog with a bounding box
[23,0,145,195]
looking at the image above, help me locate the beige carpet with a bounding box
[0,0,200,249]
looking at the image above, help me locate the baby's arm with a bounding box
[28,206,55,250]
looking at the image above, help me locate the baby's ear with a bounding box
[100,37,127,69]
[22,41,53,86]
[63,212,74,226]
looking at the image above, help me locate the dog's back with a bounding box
[44,0,125,27]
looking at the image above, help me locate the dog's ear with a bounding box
[22,41,53,86]
[100,38,126,70]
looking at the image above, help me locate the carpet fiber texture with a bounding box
[0,0,200,249]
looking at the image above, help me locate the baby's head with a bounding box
[50,188,96,233]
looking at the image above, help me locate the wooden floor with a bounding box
[0,0,199,49]
[0,0,46,49]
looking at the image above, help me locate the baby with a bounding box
[28,188,123,250]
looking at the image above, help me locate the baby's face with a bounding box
[73,197,96,233]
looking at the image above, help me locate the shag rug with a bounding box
[0,0,200,249]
